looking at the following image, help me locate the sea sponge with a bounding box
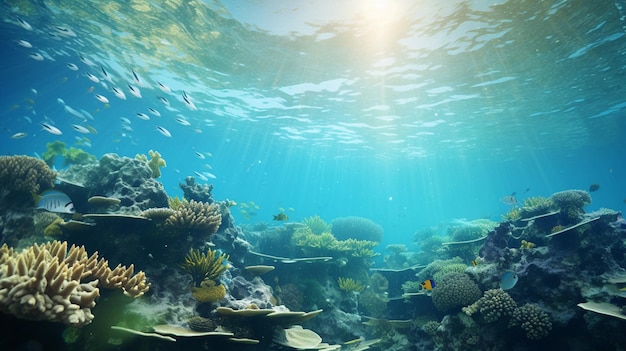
[165,200,222,238]
[0,155,56,194]
[43,218,65,236]
[331,216,384,242]
[41,141,95,166]
[509,303,552,340]
[431,272,482,312]
[135,150,166,178]
[191,279,226,303]
[463,288,517,323]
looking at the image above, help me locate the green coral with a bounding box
[414,257,465,284]
[292,229,379,258]
[135,150,166,178]
[190,279,226,303]
[180,248,229,287]
[509,303,552,340]
[338,277,366,292]
[43,218,64,236]
[463,288,517,323]
[41,141,96,167]
[302,215,332,235]
[432,263,468,282]
[502,207,522,221]
[338,238,379,258]
[431,272,482,312]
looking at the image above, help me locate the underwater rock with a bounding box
[84,153,168,213]
[180,176,214,203]
[224,275,275,310]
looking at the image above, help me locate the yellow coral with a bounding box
[338,277,365,293]
[520,240,536,250]
[503,207,522,221]
[168,195,184,210]
[43,218,64,236]
[302,215,332,235]
[165,200,222,237]
[180,248,229,287]
[135,150,166,178]
[191,279,226,302]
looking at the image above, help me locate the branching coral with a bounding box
[509,303,552,340]
[292,229,379,258]
[0,241,149,326]
[165,200,222,238]
[179,248,229,287]
[302,215,332,235]
[0,155,56,194]
[520,196,554,217]
[463,288,517,323]
[338,277,365,293]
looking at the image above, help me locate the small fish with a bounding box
[31,88,37,95]
[120,117,131,124]
[16,39,32,48]
[205,172,217,179]
[79,54,96,67]
[156,126,172,137]
[17,18,33,31]
[111,86,126,100]
[101,66,113,82]
[35,190,75,214]
[128,84,142,98]
[195,151,205,159]
[11,132,27,139]
[94,94,109,104]
[86,72,100,83]
[194,171,209,181]
[420,279,436,291]
[157,96,170,106]
[273,212,289,221]
[23,116,32,123]
[136,112,150,120]
[471,259,479,267]
[148,107,161,117]
[499,271,519,290]
[176,117,191,126]
[501,194,517,206]
[72,124,90,134]
[41,122,62,135]
[182,91,198,110]
[54,26,76,37]
[589,184,600,192]
[29,52,44,61]
[66,63,79,71]
[131,69,142,86]
[157,81,171,92]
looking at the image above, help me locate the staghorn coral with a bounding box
[431,272,482,312]
[550,189,591,222]
[0,241,149,327]
[168,196,184,210]
[179,248,229,287]
[140,207,175,221]
[463,288,517,323]
[331,216,384,242]
[338,238,379,258]
[520,196,554,218]
[509,303,552,340]
[165,200,222,238]
[0,155,56,194]
[338,277,365,293]
[502,207,522,222]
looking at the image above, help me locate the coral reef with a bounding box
[463,288,517,323]
[331,216,384,242]
[0,241,149,327]
[191,279,226,303]
[180,176,214,203]
[179,248,229,287]
[550,189,592,223]
[0,155,57,194]
[302,215,332,235]
[81,153,168,213]
[431,272,482,312]
[509,303,552,340]
[186,315,216,332]
[164,199,222,239]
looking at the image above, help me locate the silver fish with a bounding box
[95,94,109,104]
[79,54,96,67]
[66,63,79,71]
[41,122,62,135]
[11,132,27,139]
[156,126,172,137]
[136,112,150,120]
[72,124,90,133]
[182,91,198,110]
[157,96,170,106]
[131,69,142,86]
[36,190,75,214]
[29,52,44,61]
[128,84,142,98]
[16,39,32,48]
[112,86,126,100]
[176,117,191,126]
[86,72,99,83]
[17,18,32,31]
[157,81,171,93]
[148,108,161,117]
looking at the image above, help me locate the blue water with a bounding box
[1,0,625,251]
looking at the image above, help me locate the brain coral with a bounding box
[431,272,482,312]
[463,288,517,323]
[509,303,552,340]
[331,216,383,242]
